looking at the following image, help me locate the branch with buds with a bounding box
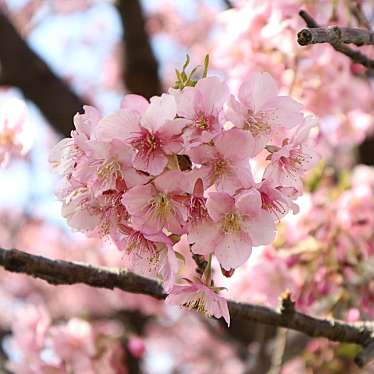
[1,247,374,367]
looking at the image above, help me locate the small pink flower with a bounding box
[74,139,134,197]
[117,225,178,291]
[187,128,254,194]
[257,178,299,220]
[225,72,303,156]
[122,170,188,235]
[172,76,229,146]
[97,94,186,175]
[264,116,319,190]
[189,190,275,270]
[50,105,101,175]
[165,281,230,326]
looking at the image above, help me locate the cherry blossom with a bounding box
[172,76,229,147]
[48,58,317,324]
[225,72,303,156]
[165,281,230,326]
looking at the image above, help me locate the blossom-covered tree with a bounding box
[1,1,374,373]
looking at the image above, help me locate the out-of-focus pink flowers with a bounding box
[49,62,317,324]
[166,281,230,326]
[0,98,32,167]
[6,305,127,374]
[127,337,145,359]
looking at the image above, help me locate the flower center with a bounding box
[223,212,241,233]
[152,193,171,218]
[97,159,121,179]
[184,292,208,314]
[194,112,216,130]
[130,130,160,157]
[245,112,271,137]
[213,159,227,177]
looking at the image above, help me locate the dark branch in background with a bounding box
[116,0,161,99]
[222,0,234,9]
[298,10,374,166]
[0,10,84,137]
[298,10,374,69]
[1,247,374,367]
[349,0,372,30]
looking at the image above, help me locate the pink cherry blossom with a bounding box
[190,190,276,270]
[264,116,319,189]
[165,281,230,326]
[257,178,299,220]
[225,72,303,156]
[97,94,186,175]
[187,128,254,194]
[122,170,188,235]
[172,76,229,146]
[49,105,101,176]
[117,225,178,291]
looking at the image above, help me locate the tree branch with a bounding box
[298,10,374,69]
[116,0,161,99]
[0,247,374,366]
[0,10,84,137]
[298,26,374,46]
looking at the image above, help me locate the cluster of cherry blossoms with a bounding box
[0,98,31,167]
[50,59,318,325]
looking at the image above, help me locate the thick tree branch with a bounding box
[1,247,374,366]
[116,0,161,99]
[298,26,374,46]
[0,10,84,137]
[298,10,374,69]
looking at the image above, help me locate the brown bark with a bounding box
[1,247,374,367]
[116,0,161,99]
[0,10,84,137]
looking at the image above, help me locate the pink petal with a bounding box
[188,220,220,255]
[141,94,177,132]
[120,94,149,115]
[239,72,278,112]
[173,86,195,118]
[215,233,252,270]
[242,210,276,246]
[235,189,262,216]
[133,150,168,176]
[94,109,140,143]
[154,170,186,193]
[195,77,229,114]
[207,192,235,222]
[122,184,155,215]
[263,96,303,129]
[214,128,254,161]
[187,144,217,165]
